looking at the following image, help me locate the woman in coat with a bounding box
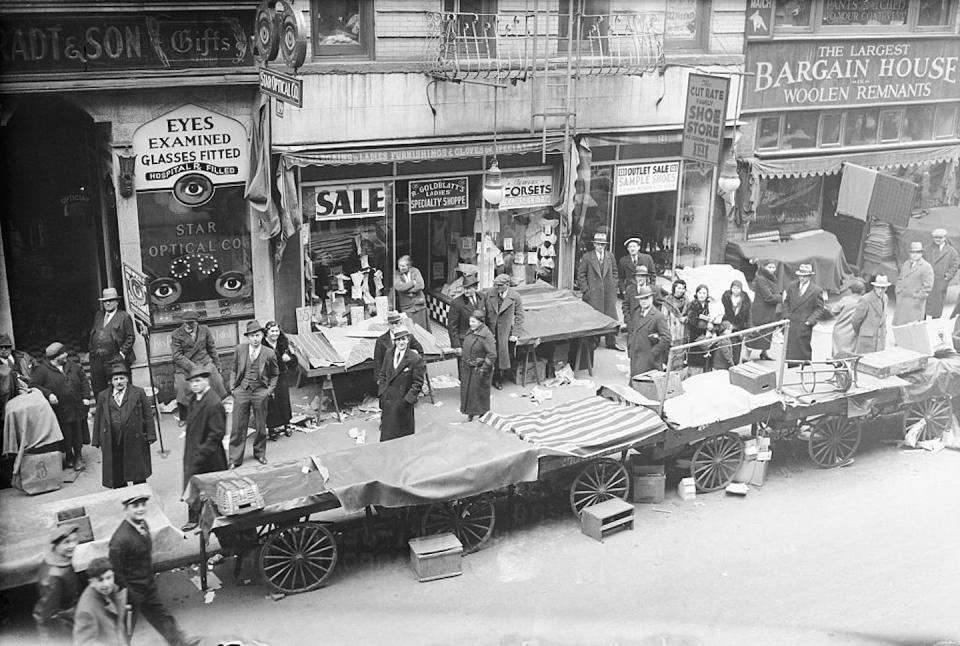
[393,255,429,331]
[748,259,783,358]
[459,310,497,420]
[721,280,752,364]
[851,275,890,354]
[685,284,718,373]
[263,321,294,438]
[830,280,865,359]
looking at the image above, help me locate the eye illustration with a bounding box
[148,278,183,305]
[215,271,251,298]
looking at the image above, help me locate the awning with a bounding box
[748,143,960,180]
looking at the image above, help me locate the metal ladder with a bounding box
[529,0,581,162]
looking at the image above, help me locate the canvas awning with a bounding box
[748,144,960,180]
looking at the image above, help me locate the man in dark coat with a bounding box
[92,364,156,489]
[89,287,136,397]
[484,274,525,389]
[373,311,424,376]
[926,228,959,318]
[32,342,92,470]
[377,329,425,441]
[34,525,81,646]
[0,332,35,386]
[617,237,656,295]
[227,320,278,467]
[576,232,621,350]
[783,263,826,362]
[73,556,130,646]
[170,311,224,427]
[447,274,487,350]
[747,259,782,357]
[181,367,228,532]
[627,286,671,379]
[109,494,198,646]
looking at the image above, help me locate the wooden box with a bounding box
[627,460,665,504]
[408,533,462,582]
[57,507,95,544]
[215,477,265,516]
[631,370,683,401]
[729,363,777,394]
[581,498,634,542]
[857,347,928,379]
[892,319,951,355]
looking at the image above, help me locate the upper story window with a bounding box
[559,0,710,52]
[663,0,710,50]
[774,0,954,32]
[311,0,374,58]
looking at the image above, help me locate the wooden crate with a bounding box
[858,347,928,379]
[627,459,665,504]
[215,477,265,516]
[892,319,951,355]
[631,370,682,401]
[729,363,777,394]
[408,534,462,582]
[581,498,634,542]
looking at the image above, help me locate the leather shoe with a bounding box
[229,463,238,470]
[181,522,198,533]
[492,381,503,390]
[256,456,267,465]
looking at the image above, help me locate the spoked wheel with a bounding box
[568,458,630,517]
[258,521,338,594]
[807,415,861,468]
[690,433,745,492]
[420,498,496,554]
[904,398,953,442]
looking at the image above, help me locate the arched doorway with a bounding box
[0,97,116,356]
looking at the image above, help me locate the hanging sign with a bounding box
[744,0,774,39]
[500,173,554,210]
[682,73,730,166]
[314,183,386,219]
[615,162,681,196]
[408,177,468,214]
[122,263,151,325]
[259,66,303,108]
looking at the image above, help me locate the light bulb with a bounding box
[483,160,503,206]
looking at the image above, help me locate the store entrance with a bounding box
[613,191,677,274]
[0,97,114,355]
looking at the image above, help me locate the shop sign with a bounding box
[122,263,151,325]
[682,73,730,166]
[822,0,906,25]
[315,183,386,219]
[409,177,468,214]
[500,174,554,210]
[259,67,302,108]
[0,11,254,75]
[615,162,680,196]
[744,38,960,112]
[132,104,249,193]
[744,0,774,39]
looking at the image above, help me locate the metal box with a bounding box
[581,498,634,542]
[858,347,928,379]
[215,477,265,516]
[408,533,463,582]
[729,363,777,394]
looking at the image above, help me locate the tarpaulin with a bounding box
[836,163,876,221]
[748,144,960,180]
[2,389,63,475]
[512,282,619,344]
[287,318,443,370]
[725,230,855,293]
[898,351,960,404]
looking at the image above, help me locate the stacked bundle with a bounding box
[862,221,896,267]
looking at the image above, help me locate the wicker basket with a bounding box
[215,477,265,516]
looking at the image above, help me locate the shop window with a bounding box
[573,166,613,286]
[774,0,814,28]
[819,113,842,147]
[756,116,780,150]
[675,161,713,267]
[753,176,823,236]
[933,105,958,139]
[781,112,818,150]
[311,0,373,58]
[843,109,879,146]
[917,0,951,25]
[879,110,903,142]
[903,105,935,141]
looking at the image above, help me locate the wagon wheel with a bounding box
[904,398,953,442]
[258,521,338,594]
[568,458,630,517]
[420,498,496,554]
[691,433,744,492]
[807,415,861,468]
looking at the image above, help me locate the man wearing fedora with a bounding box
[783,263,826,362]
[33,524,81,645]
[852,275,891,354]
[576,231,622,351]
[925,228,958,318]
[92,363,156,489]
[373,311,425,380]
[89,287,136,397]
[626,285,671,379]
[181,367,228,532]
[617,237,656,295]
[377,328,426,441]
[485,273,525,389]
[32,342,92,470]
[227,320,278,467]
[447,274,487,351]
[170,311,225,427]
[894,241,934,325]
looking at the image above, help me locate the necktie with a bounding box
[104,312,113,327]
[598,251,604,265]
[137,520,149,536]
[114,391,123,407]
[394,349,402,369]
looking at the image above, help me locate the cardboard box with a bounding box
[729,363,777,394]
[677,477,697,500]
[581,498,634,542]
[408,534,463,582]
[858,347,928,379]
[893,319,951,355]
[631,370,683,402]
[735,458,768,486]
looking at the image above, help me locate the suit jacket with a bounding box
[894,258,934,325]
[89,309,136,365]
[73,585,129,646]
[170,324,221,375]
[377,348,426,441]
[183,388,228,489]
[484,288,525,370]
[617,253,656,294]
[93,386,156,488]
[627,306,671,376]
[576,250,618,319]
[373,330,424,377]
[32,358,91,423]
[108,520,154,595]
[229,344,279,395]
[447,292,487,348]
[851,290,887,354]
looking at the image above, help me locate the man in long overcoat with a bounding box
[170,311,224,425]
[484,274,525,389]
[373,311,424,376]
[32,342,92,470]
[377,329,425,441]
[851,275,890,354]
[925,228,959,318]
[447,273,486,350]
[627,286,671,379]
[894,241,935,325]
[89,288,136,397]
[181,367,228,532]
[783,263,827,362]
[92,364,155,488]
[829,280,865,359]
[576,232,620,350]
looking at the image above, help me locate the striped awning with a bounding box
[481,396,667,459]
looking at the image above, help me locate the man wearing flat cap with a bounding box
[925,228,958,318]
[227,320,278,467]
[89,287,136,397]
[618,237,656,295]
[181,367,228,532]
[170,311,225,427]
[895,241,934,325]
[484,274,525,389]
[783,263,826,362]
[33,524,81,645]
[576,231,621,351]
[92,363,156,488]
[32,342,92,470]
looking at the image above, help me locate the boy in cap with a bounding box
[227,320,278,467]
[32,342,93,470]
[484,274,525,389]
[92,363,156,488]
[34,524,82,645]
[926,228,958,318]
[73,557,130,646]
[181,367,228,532]
[783,263,826,362]
[576,231,621,350]
[895,241,934,325]
[89,287,136,397]
[109,494,199,646]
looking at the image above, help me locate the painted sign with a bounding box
[315,183,386,219]
[500,174,554,210]
[122,263,151,325]
[132,104,248,193]
[615,162,681,196]
[0,11,254,75]
[409,177,468,214]
[259,67,303,108]
[822,0,907,26]
[744,0,774,38]
[744,38,960,112]
[682,73,730,166]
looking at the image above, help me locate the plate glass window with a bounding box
[933,105,958,139]
[917,0,951,25]
[843,109,879,146]
[903,105,935,141]
[879,110,902,142]
[757,116,780,150]
[782,112,818,150]
[819,113,842,146]
[312,0,372,58]
[774,0,814,27]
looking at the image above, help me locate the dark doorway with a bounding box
[0,97,113,356]
[613,191,677,274]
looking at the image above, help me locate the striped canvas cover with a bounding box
[481,396,667,459]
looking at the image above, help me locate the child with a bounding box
[73,557,130,646]
[710,321,736,372]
